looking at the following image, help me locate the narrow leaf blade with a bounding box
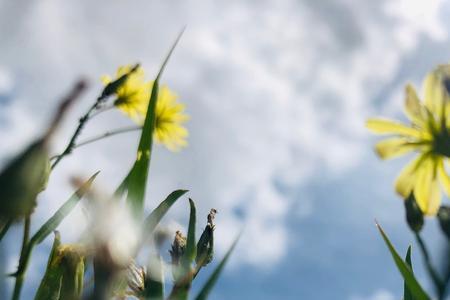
[376,223,430,300]
[124,30,184,218]
[195,234,241,300]
[404,246,414,300]
[183,198,197,269]
[143,189,188,236]
[32,172,98,244]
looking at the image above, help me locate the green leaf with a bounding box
[34,232,63,300]
[117,30,185,219]
[32,171,99,245]
[404,246,414,300]
[182,198,197,271]
[376,223,430,300]
[169,198,197,300]
[13,172,98,278]
[144,254,164,300]
[143,190,188,236]
[195,233,241,300]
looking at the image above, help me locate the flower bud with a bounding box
[438,206,450,239]
[404,193,424,233]
[169,230,186,281]
[100,64,140,100]
[0,141,50,220]
[195,209,217,267]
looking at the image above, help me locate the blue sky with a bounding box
[1,0,450,299]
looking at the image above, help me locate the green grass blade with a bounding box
[11,172,98,280]
[32,172,99,244]
[113,169,130,199]
[34,232,63,300]
[404,246,414,300]
[143,189,188,236]
[195,234,241,300]
[121,29,185,218]
[169,198,196,300]
[182,198,197,270]
[376,223,430,300]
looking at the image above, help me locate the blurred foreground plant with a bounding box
[0,30,239,300]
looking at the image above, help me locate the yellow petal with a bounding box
[366,118,421,138]
[423,71,445,118]
[439,158,450,196]
[414,157,440,216]
[395,155,424,197]
[374,138,416,159]
[404,84,427,126]
[100,75,112,85]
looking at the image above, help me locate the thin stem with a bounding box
[51,101,99,170]
[415,233,445,299]
[74,126,141,149]
[89,104,114,119]
[443,242,450,297]
[12,216,31,300]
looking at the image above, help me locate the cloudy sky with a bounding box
[1,0,450,299]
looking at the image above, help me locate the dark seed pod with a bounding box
[438,206,450,240]
[404,193,424,233]
[195,209,217,267]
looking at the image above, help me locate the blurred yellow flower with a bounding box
[367,65,450,216]
[102,65,189,151]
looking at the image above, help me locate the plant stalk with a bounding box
[415,233,445,299]
[11,216,31,300]
[74,126,141,149]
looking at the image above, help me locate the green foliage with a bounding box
[35,232,63,300]
[403,246,413,300]
[376,223,430,300]
[35,232,85,300]
[0,140,50,221]
[11,173,97,300]
[2,31,237,300]
[195,234,241,300]
[143,189,189,237]
[32,172,99,245]
[116,30,184,219]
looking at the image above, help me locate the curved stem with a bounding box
[74,126,142,149]
[89,104,114,119]
[51,101,100,170]
[415,233,445,299]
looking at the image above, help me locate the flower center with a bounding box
[433,128,450,157]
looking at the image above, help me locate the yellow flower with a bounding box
[102,65,189,151]
[367,65,450,216]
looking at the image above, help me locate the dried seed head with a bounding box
[207,209,217,227]
[127,261,146,296]
[169,230,186,266]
